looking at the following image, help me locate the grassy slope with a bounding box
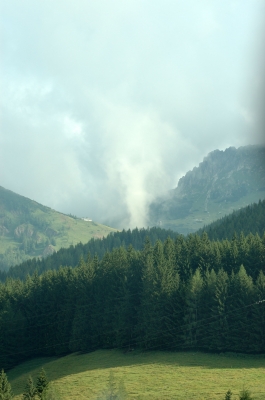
[0,186,117,268]
[8,350,265,399]
[26,209,117,251]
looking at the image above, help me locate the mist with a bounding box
[0,0,264,228]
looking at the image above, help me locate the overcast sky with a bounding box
[0,0,264,228]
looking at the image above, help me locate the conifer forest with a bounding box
[1,229,264,371]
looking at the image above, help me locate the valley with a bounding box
[2,2,265,398]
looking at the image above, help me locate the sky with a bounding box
[0,0,264,229]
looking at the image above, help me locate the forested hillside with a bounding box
[197,199,265,240]
[0,186,116,270]
[2,198,264,282]
[0,227,179,281]
[1,231,264,370]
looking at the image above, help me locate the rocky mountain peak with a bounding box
[149,145,265,234]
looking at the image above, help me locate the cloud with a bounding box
[0,0,264,228]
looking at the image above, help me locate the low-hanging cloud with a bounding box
[0,0,264,228]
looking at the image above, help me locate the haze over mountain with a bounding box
[0,144,264,270]
[1,1,265,229]
[149,145,265,234]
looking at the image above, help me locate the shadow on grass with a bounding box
[8,349,265,397]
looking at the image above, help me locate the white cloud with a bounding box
[0,0,264,228]
[239,107,255,125]
[63,116,84,140]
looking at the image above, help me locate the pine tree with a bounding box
[224,389,232,400]
[227,265,253,352]
[23,376,36,399]
[239,388,254,400]
[0,369,13,399]
[182,268,204,349]
[250,271,265,352]
[199,268,216,350]
[209,268,229,351]
[70,256,95,352]
[122,245,142,350]
[175,236,191,282]
[35,369,49,399]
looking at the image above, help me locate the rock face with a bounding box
[14,224,34,238]
[149,145,265,234]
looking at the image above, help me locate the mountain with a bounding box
[3,195,264,281]
[149,145,265,234]
[0,186,117,270]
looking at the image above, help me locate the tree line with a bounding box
[0,231,264,371]
[0,367,54,399]
[0,227,179,281]
[197,199,265,240]
[2,198,264,281]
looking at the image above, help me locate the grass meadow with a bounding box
[8,350,265,399]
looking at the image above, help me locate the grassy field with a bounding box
[8,350,265,399]
[33,210,117,250]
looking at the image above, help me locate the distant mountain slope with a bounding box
[196,199,265,240]
[1,226,179,281]
[0,186,117,270]
[149,145,265,234]
[3,194,264,281]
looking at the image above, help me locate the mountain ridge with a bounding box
[149,144,265,234]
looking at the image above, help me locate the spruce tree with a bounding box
[182,268,204,349]
[22,376,36,399]
[0,369,13,399]
[227,265,253,352]
[239,388,254,400]
[209,268,229,351]
[35,369,49,399]
[70,256,95,352]
[250,271,265,352]
[224,389,232,400]
[200,268,216,350]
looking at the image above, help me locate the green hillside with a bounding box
[1,226,179,281]
[196,199,265,240]
[0,186,117,270]
[8,350,265,399]
[2,198,264,281]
